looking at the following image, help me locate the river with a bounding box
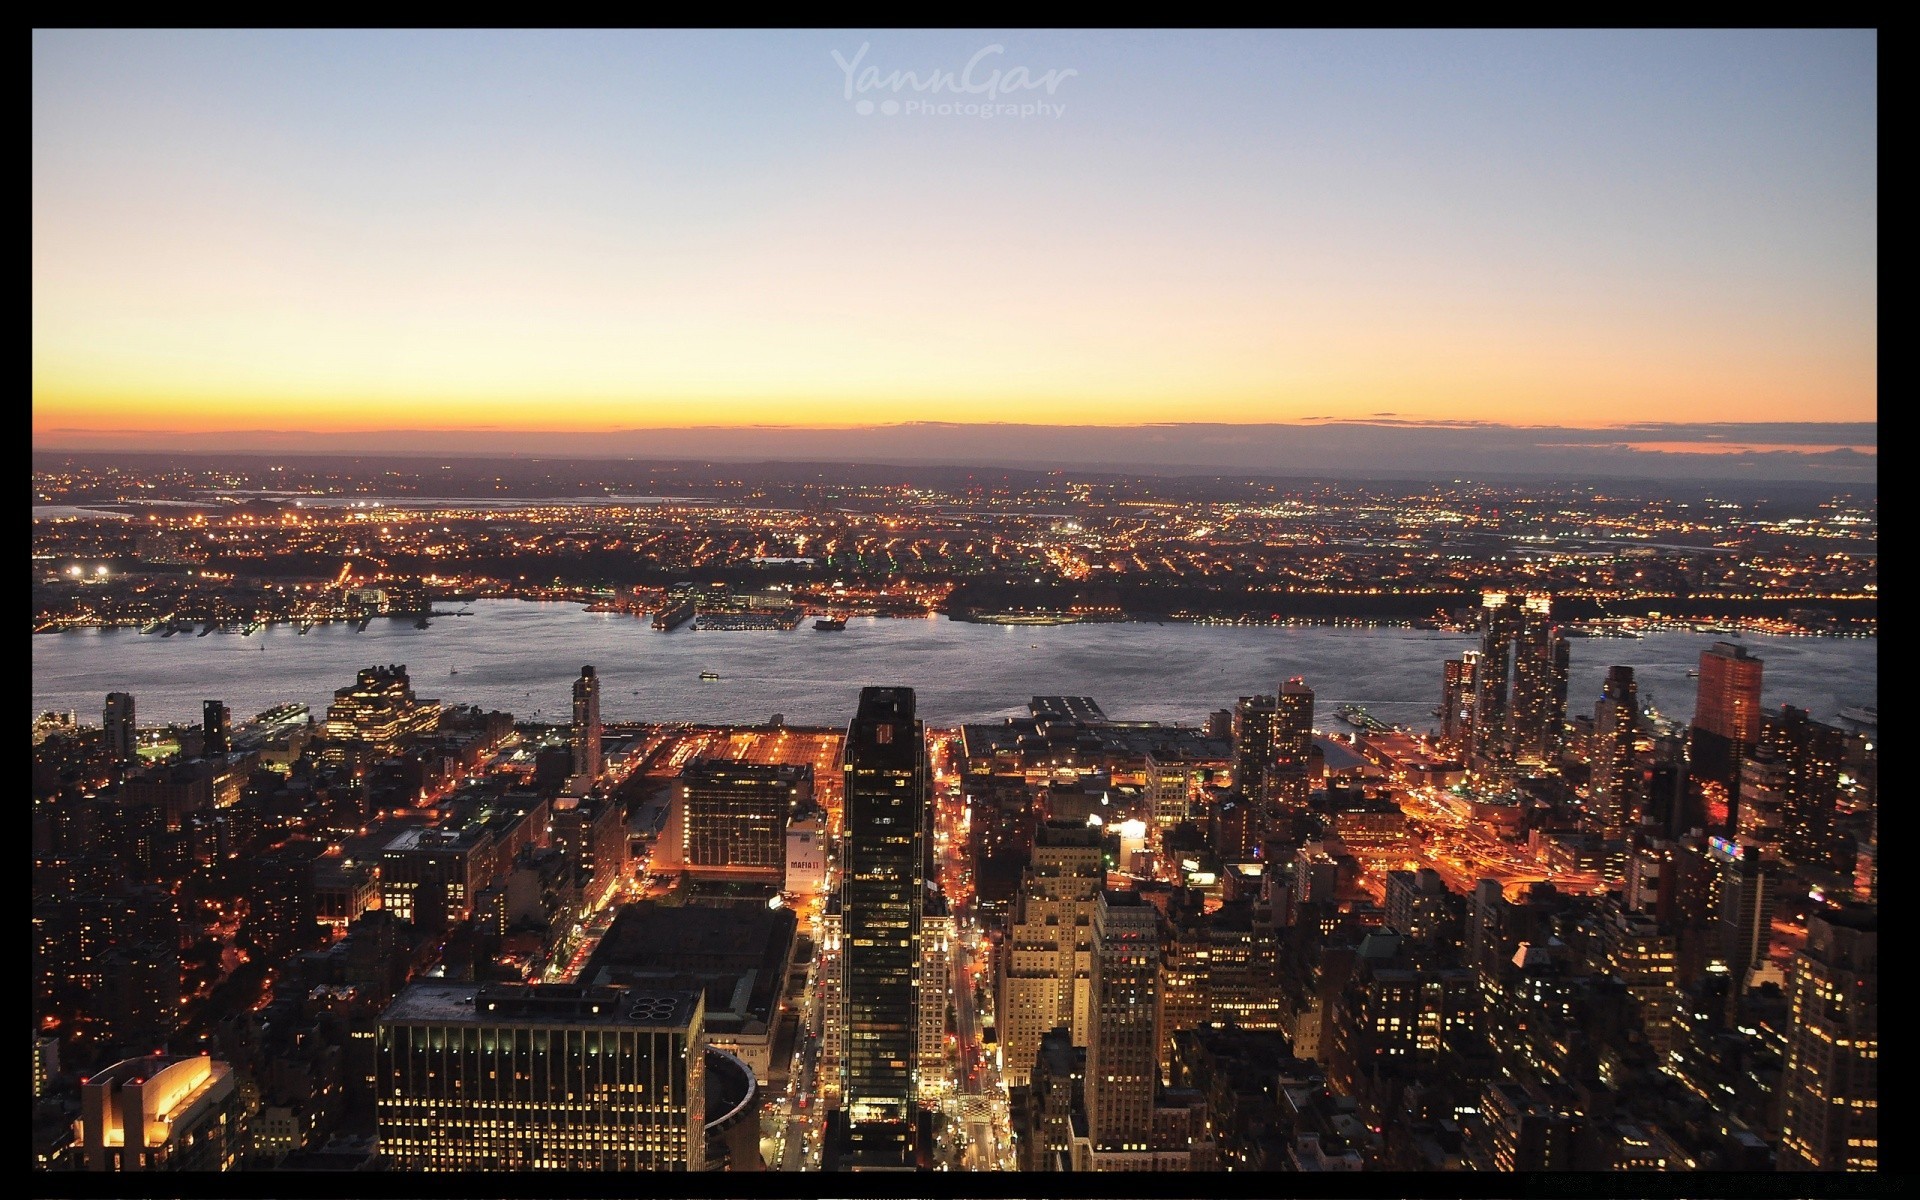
[31,600,1876,732]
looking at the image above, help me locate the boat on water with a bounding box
[1838,704,1877,727]
[699,671,721,682]
[813,616,848,631]
[450,666,459,675]
[1336,703,1391,732]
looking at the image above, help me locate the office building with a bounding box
[1710,838,1777,998]
[1472,593,1568,774]
[1778,905,1877,1171]
[1590,666,1641,838]
[323,664,439,759]
[104,692,136,765]
[1441,653,1478,750]
[1693,642,1764,746]
[202,699,231,757]
[570,666,602,781]
[376,982,706,1170]
[999,820,1104,1088]
[1232,695,1278,805]
[680,759,813,884]
[1086,890,1158,1155]
[1274,678,1315,765]
[919,891,954,1101]
[836,686,929,1167]
[1761,706,1850,875]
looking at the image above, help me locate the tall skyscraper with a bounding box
[836,686,929,1167]
[571,665,602,781]
[1710,838,1777,1000]
[1273,677,1314,765]
[1508,596,1570,767]
[1231,695,1277,805]
[1590,665,1640,838]
[1472,593,1569,774]
[1263,677,1316,836]
[1085,890,1158,1156]
[918,891,954,1101]
[1778,905,1877,1171]
[201,699,230,757]
[1762,706,1850,875]
[999,820,1105,1088]
[376,981,707,1170]
[1441,653,1478,750]
[103,692,136,765]
[1692,642,1764,745]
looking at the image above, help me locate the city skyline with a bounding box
[30,26,1877,1182]
[34,30,1875,460]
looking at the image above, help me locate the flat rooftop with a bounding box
[382,981,701,1030]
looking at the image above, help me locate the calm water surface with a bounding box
[31,601,1877,732]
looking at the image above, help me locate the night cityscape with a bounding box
[32,27,1876,1191]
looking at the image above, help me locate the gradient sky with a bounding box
[33,29,1877,445]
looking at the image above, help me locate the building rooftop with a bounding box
[382,981,701,1030]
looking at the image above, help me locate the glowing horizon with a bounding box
[33,30,1876,444]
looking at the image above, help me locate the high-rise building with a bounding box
[1693,642,1764,746]
[999,821,1105,1088]
[1144,751,1204,841]
[1231,695,1278,805]
[1509,597,1570,767]
[836,686,929,1167]
[1709,838,1777,999]
[376,982,707,1170]
[679,759,812,883]
[1778,905,1877,1171]
[201,699,230,757]
[549,793,630,905]
[1761,706,1850,875]
[1441,653,1478,750]
[919,891,954,1101]
[1086,890,1159,1155]
[103,692,136,765]
[817,902,844,1106]
[1590,666,1641,838]
[33,1035,60,1100]
[1273,678,1314,765]
[1599,904,1679,1055]
[570,665,602,781]
[1263,677,1317,838]
[1472,593,1568,774]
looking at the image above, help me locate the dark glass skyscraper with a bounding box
[103,691,136,765]
[1591,665,1640,838]
[571,665,602,780]
[837,686,928,1166]
[202,699,230,756]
